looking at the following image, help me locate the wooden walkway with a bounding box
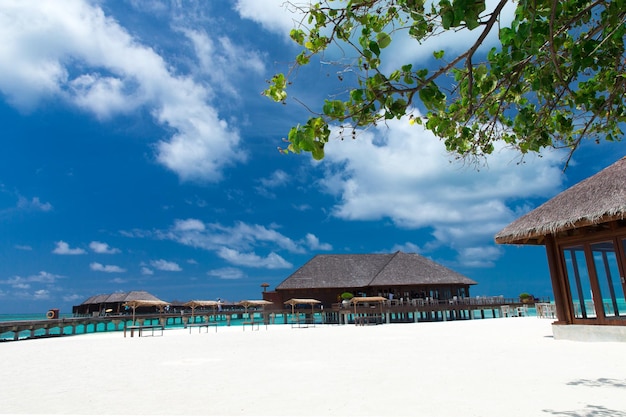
[1,298,549,341]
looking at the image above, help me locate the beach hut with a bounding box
[72,290,165,316]
[495,156,626,341]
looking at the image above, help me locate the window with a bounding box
[563,245,596,319]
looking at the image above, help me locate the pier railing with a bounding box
[1,296,551,341]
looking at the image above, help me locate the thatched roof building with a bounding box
[496,156,626,341]
[496,157,626,245]
[270,251,476,306]
[72,290,166,315]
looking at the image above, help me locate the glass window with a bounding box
[563,245,596,319]
[591,241,626,318]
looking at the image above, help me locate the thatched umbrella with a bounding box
[184,300,219,320]
[284,298,321,315]
[237,300,273,319]
[123,299,169,324]
[350,296,387,318]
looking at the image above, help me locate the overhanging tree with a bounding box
[264,0,626,163]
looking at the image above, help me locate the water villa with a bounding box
[267,251,478,306]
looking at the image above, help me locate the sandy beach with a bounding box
[1,317,625,416]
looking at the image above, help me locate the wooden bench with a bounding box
[124,324,165,337]
[290,318,320,328]
[243,321,267,331]
[354,315,383,326]
[185,322,218,333]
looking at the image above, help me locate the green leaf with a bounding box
[377,32,392,49]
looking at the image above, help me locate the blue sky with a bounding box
[0,0,624,314]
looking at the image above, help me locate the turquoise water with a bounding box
[0,312,286,341]
[0,307,546,341]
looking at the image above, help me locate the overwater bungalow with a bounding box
[72,290,166,316]
[496,156,626,341]
[265,251,477,307]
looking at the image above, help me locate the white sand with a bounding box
[1,318,626,416]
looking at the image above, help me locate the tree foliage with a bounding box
[263,0,626,162]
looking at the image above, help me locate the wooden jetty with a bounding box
[0,297,549,341]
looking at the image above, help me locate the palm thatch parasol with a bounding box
[350,296,387,317]
[284,298,322,315]
[237,300,273,319]
[184,300,219,319]
[123,299,169,324]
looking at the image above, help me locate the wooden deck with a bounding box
[1,298,550,341]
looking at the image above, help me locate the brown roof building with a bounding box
[269,251,477,306]
[496,156,626,341]
[72,290,166,315]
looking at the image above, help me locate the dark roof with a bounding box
[79,291,163,305]
[276,251,476,290]
[496,156,626,245]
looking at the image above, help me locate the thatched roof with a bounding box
[496,156,626,245]
[123,299,169,308]
[79,290,164,305]
[284,298,322,306]
[276,251,476,290]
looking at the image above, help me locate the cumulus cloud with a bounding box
[318,113,567,267]
[207,267,245,280]
[89,241,120,254]
[234,0,298,37]
[141,267,154,275]
[0,0,248,182]
[144,219,331,270]
[52,241,86,255]
[90,262,126,273]
[17,196,53,212]
[256,170,290,197]
[150,259,182,272]
[303,233,333,251]
[217,248,292,269]
[2,271,61,288]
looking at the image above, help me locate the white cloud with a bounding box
[33,289,51,300]
[256,170,290,197]
[389,242,423,254]
[207,267,245,280]
[17,196,53,212]
[89,241,120,254]
[14,244,32,251]
[0,0,247,182]
[303,233,332,251]
[90,262,126,273]
[234,0,298,37]
[52,241,86,255]
[217,248,292,269]
[141,267,154,275]
[1,271,61,289]
[182,29,265,98]
[149,219,332,270]
[319,113,567,267]
[164,219,306,254]
[150,259,182,272]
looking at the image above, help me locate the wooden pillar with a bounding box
[545,235,570,324]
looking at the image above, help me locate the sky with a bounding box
[0,0,624,314]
